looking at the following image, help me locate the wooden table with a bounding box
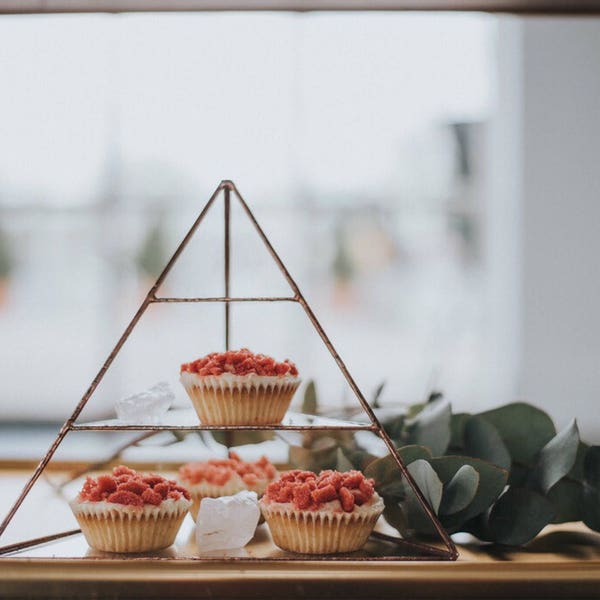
[1,469,600,599]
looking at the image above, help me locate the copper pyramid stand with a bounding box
[0,180,458,561]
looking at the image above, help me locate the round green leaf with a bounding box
[463,416,511,470]
[364,446,432,497]
[528,419,580,494]
[547,478,584,524]
[477,403,556,467]
[407,459,443,515]
[568,441,589,483]
[582,446,600,532]
[583,485,600,532]
[584,446,600,489]
[405,397,451,456]
[381,461,443,537]
[488,487,556,546]
[428,455,508,532]
[449,412,471,451]
[439,465,480,515]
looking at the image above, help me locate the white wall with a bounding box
[492,17,600,439]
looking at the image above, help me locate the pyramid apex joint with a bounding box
[220,180,236,191]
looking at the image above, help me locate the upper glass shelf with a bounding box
[71,409,375,431]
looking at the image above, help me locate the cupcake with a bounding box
[178,451,278,520]
[70,465,191,553]
[260,469,384,555]
[180,348,300,425]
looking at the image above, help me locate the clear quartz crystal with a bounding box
[195,491,260,552]
[114,381,174,424]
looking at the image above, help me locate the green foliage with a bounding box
[476,402,556,467]
[371,382,386,409]
[527,419,580,494]
[0,224,14,279]
[439,465,479,515]
[287,382,598,547]
[462,416,511,470]
[378,396,451,456]
[583,446,600,532]
[302,381,318,415]
[136,220,168,279]
[488,488,555,546]
[428,455,508,532]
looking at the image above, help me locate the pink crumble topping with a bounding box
[264,469,376,513]
[179,451,277,486]
[180,348,299,377]
[78,465,190,506]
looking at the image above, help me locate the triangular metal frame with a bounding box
[0,180,458,561]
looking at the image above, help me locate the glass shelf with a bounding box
[71,410,375,431]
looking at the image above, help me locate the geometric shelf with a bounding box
[0,180,458,561]
[72,410,375,431]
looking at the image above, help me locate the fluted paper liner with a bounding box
[70,498,191,553]
[180,372,300,425]
[182,477,272,521]
[260,499,384,554]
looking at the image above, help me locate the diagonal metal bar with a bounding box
[0,182,225,539]
[0,529,81,556]
[229,180,458,560]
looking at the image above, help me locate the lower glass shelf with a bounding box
[2,517,447,562]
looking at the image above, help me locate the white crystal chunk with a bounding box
[114,382,175,424]
[195,491,260,552]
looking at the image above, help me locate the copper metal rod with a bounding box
[54,431,159,491]
[152,296,299,303]
[0,529,81,556]
[224,186,231,350]
[0,527,444,561]
[0,182,224,539]
[370,531,450,558]
[230,180,457,560]
[149,182,224,295]
[70,424,378,431]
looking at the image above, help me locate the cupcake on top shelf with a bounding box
[179,451,278,520]
[70,465,191,553]
[180,348,300,425]
[260,469,384,555]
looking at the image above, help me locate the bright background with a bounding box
[0,12,599,457]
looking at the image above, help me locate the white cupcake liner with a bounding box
[70,498,191,553]
[261,499,384,554]
[180,372,300,425]
[181,475,273,521]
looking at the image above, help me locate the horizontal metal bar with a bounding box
[151,296,299,303]
[69,423,377,431]
[0,0,598,15]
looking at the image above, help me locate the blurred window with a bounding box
[0,13,492,425]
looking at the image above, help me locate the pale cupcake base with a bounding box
[180,372,300,425]
[261,501,384,554]
[70,499,191,553]
[183,478,271,521]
